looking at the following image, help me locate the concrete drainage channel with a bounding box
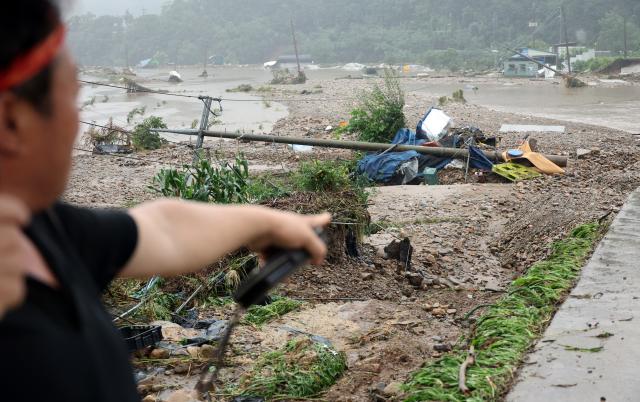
[507,189,640,402]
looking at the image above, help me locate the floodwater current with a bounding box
[79,66,640,143]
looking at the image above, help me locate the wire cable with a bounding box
[79,78,357,103]
[79,79,205,99]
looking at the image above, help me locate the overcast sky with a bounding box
[69,0,165,16]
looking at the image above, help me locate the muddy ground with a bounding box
[66,73,640,401]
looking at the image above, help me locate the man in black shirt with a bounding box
[0,2,329,402]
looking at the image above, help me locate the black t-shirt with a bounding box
[0,203,141,402]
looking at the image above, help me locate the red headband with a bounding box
[0,25,66,92]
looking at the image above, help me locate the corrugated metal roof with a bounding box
[510,48,557,59]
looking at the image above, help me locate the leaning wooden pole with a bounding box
[509,48,585,87]
[155,128,568,167]
[509,48,568,78]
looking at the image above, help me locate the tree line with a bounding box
[67,0,640,70]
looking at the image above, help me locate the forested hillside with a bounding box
[67,0,640,69]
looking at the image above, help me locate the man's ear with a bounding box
[0,93,22,156]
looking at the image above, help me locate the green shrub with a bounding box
[573,57,618,73]
[151,156,250,203]
[342,69,405,143]
[247,174,292,203]
[452,89,466,103]
[132,116,167,150]
[294,160,351,192]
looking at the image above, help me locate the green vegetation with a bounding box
[452,89,466,103]
[108,278,179,321]
[131,116,167,150]
[294,160,351,192]
[127,106,147,124]
[340,69,405,143]
[139,289,180,321]
[439,89,467,106]
[403,223,601,401]
[68,1,640,71]
[573,57,618,73]
[242,297,303,326]
[247,174,293,203]
[292,159,371,206]
[236,337,346,399]
[151,156,250,203]
[227,84,254,93]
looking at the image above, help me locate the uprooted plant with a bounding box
[339,68,405,143]
[83,118,131,149]
[234,337,346,399]
[242,297,303,326]
[132,116,168,151]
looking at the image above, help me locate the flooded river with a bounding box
[404,79,640,134]
[79,66,288,142]
[79,66,639,142]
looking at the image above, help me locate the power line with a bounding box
[79,78,356,103]
[79,79,203,99]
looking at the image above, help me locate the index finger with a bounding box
[0,195,30,225]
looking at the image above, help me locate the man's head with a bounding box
[0,1,79,212]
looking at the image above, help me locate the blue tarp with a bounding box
[357,128,496,184]
[468,145,495,171]
[357,128,451,184]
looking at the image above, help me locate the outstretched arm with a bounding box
[121,199,330,279]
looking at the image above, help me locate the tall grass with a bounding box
[404,223,601,402]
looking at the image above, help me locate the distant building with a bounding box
[268,55,314,70]
[599,58,640,75]
[504,48,558,77]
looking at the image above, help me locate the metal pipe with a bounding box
[155,128,568,167]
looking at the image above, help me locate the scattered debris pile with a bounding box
[357,108,566,186]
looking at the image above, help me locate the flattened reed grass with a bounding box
[404,223,600,401]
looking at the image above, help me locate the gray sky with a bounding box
[70,0,165,16]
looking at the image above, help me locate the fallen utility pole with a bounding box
[509,48,585,87]
[155,128,568,167]
[509,48,568,79]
